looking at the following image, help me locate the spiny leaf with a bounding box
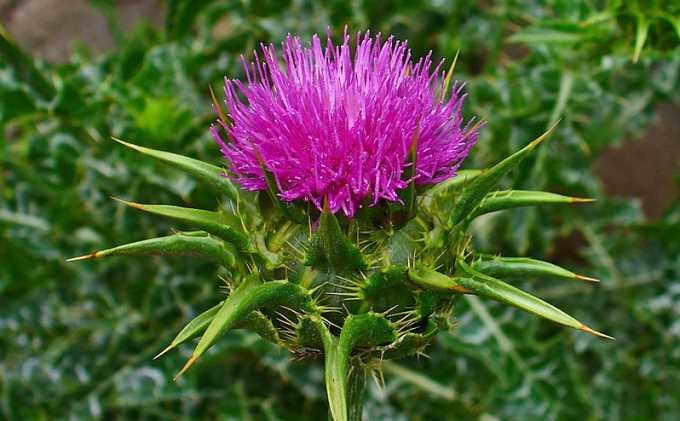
[420,170,481,217]
[422,169,481,203]
[449,122,558,226]
[293,315,324,349]
[361,266,414,313]
[155,301,222,360]
[305,200,366,273]
[456,260,612,339]
[408,265,471,293]
[467,190,594,220]
[472,255,599,283]
[112,138,241,203]
[383,216,430,266]
[340,312,397,349]
[176,277,309,379]
[317,313,396,421]
[67,231,236,268]
[382,319,439,360]
[238,310,281,344]
[113,198,249,248]
[156,307,279,360]
[268,221,300,253]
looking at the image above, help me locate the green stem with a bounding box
[316,320,349,421]
[347,365,367,421]
[315,313,395,421]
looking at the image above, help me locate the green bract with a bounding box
[70,125,611,421]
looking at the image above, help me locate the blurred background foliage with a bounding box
[1,0,679,419]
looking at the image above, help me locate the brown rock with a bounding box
[594,103,680,219]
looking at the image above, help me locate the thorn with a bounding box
[381,304,400,316]
[391,309,417,317]
[111,137,143,152]
[279,305,303,317]
[574,274,600,283]
[415,351,431,360]
[395,314,420,328]
[277,314,298,329]
[580,325,615,340]
[209,84,227,123]
[154,344,175,360]
[451,285,472,294]
[174,355,198,381]
[570,197,596,204]
[323,195,330,214]
[318,307,343,314]
[441,50,459,98]
[307,281,328,296]
[325,291,359,297]
[529,119,560,149]
[449,49,460,76]
[321,317,341,330]
[66,252,99,262]
[111,197,145,210]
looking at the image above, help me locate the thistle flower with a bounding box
[72,30,611,421]
[211,30,478,216]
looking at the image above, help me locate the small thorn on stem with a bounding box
[66,252,98,262]
[174,355,197,381]
[111,137,142,152]
[580,325,615,340]
[452,286,472,294]
[574,274,600,283]
[529,120,560,148]
[153,344,175,360]
[111,197,145,210]
[570,197,596,204]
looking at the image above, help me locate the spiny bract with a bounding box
[70,31,611,421]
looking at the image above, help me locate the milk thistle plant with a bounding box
[71,30,612,420]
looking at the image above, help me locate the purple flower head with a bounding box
[212,30,479,217]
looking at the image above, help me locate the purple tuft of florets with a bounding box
[211,30,479,217]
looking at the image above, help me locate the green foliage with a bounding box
[1,1,679,420]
